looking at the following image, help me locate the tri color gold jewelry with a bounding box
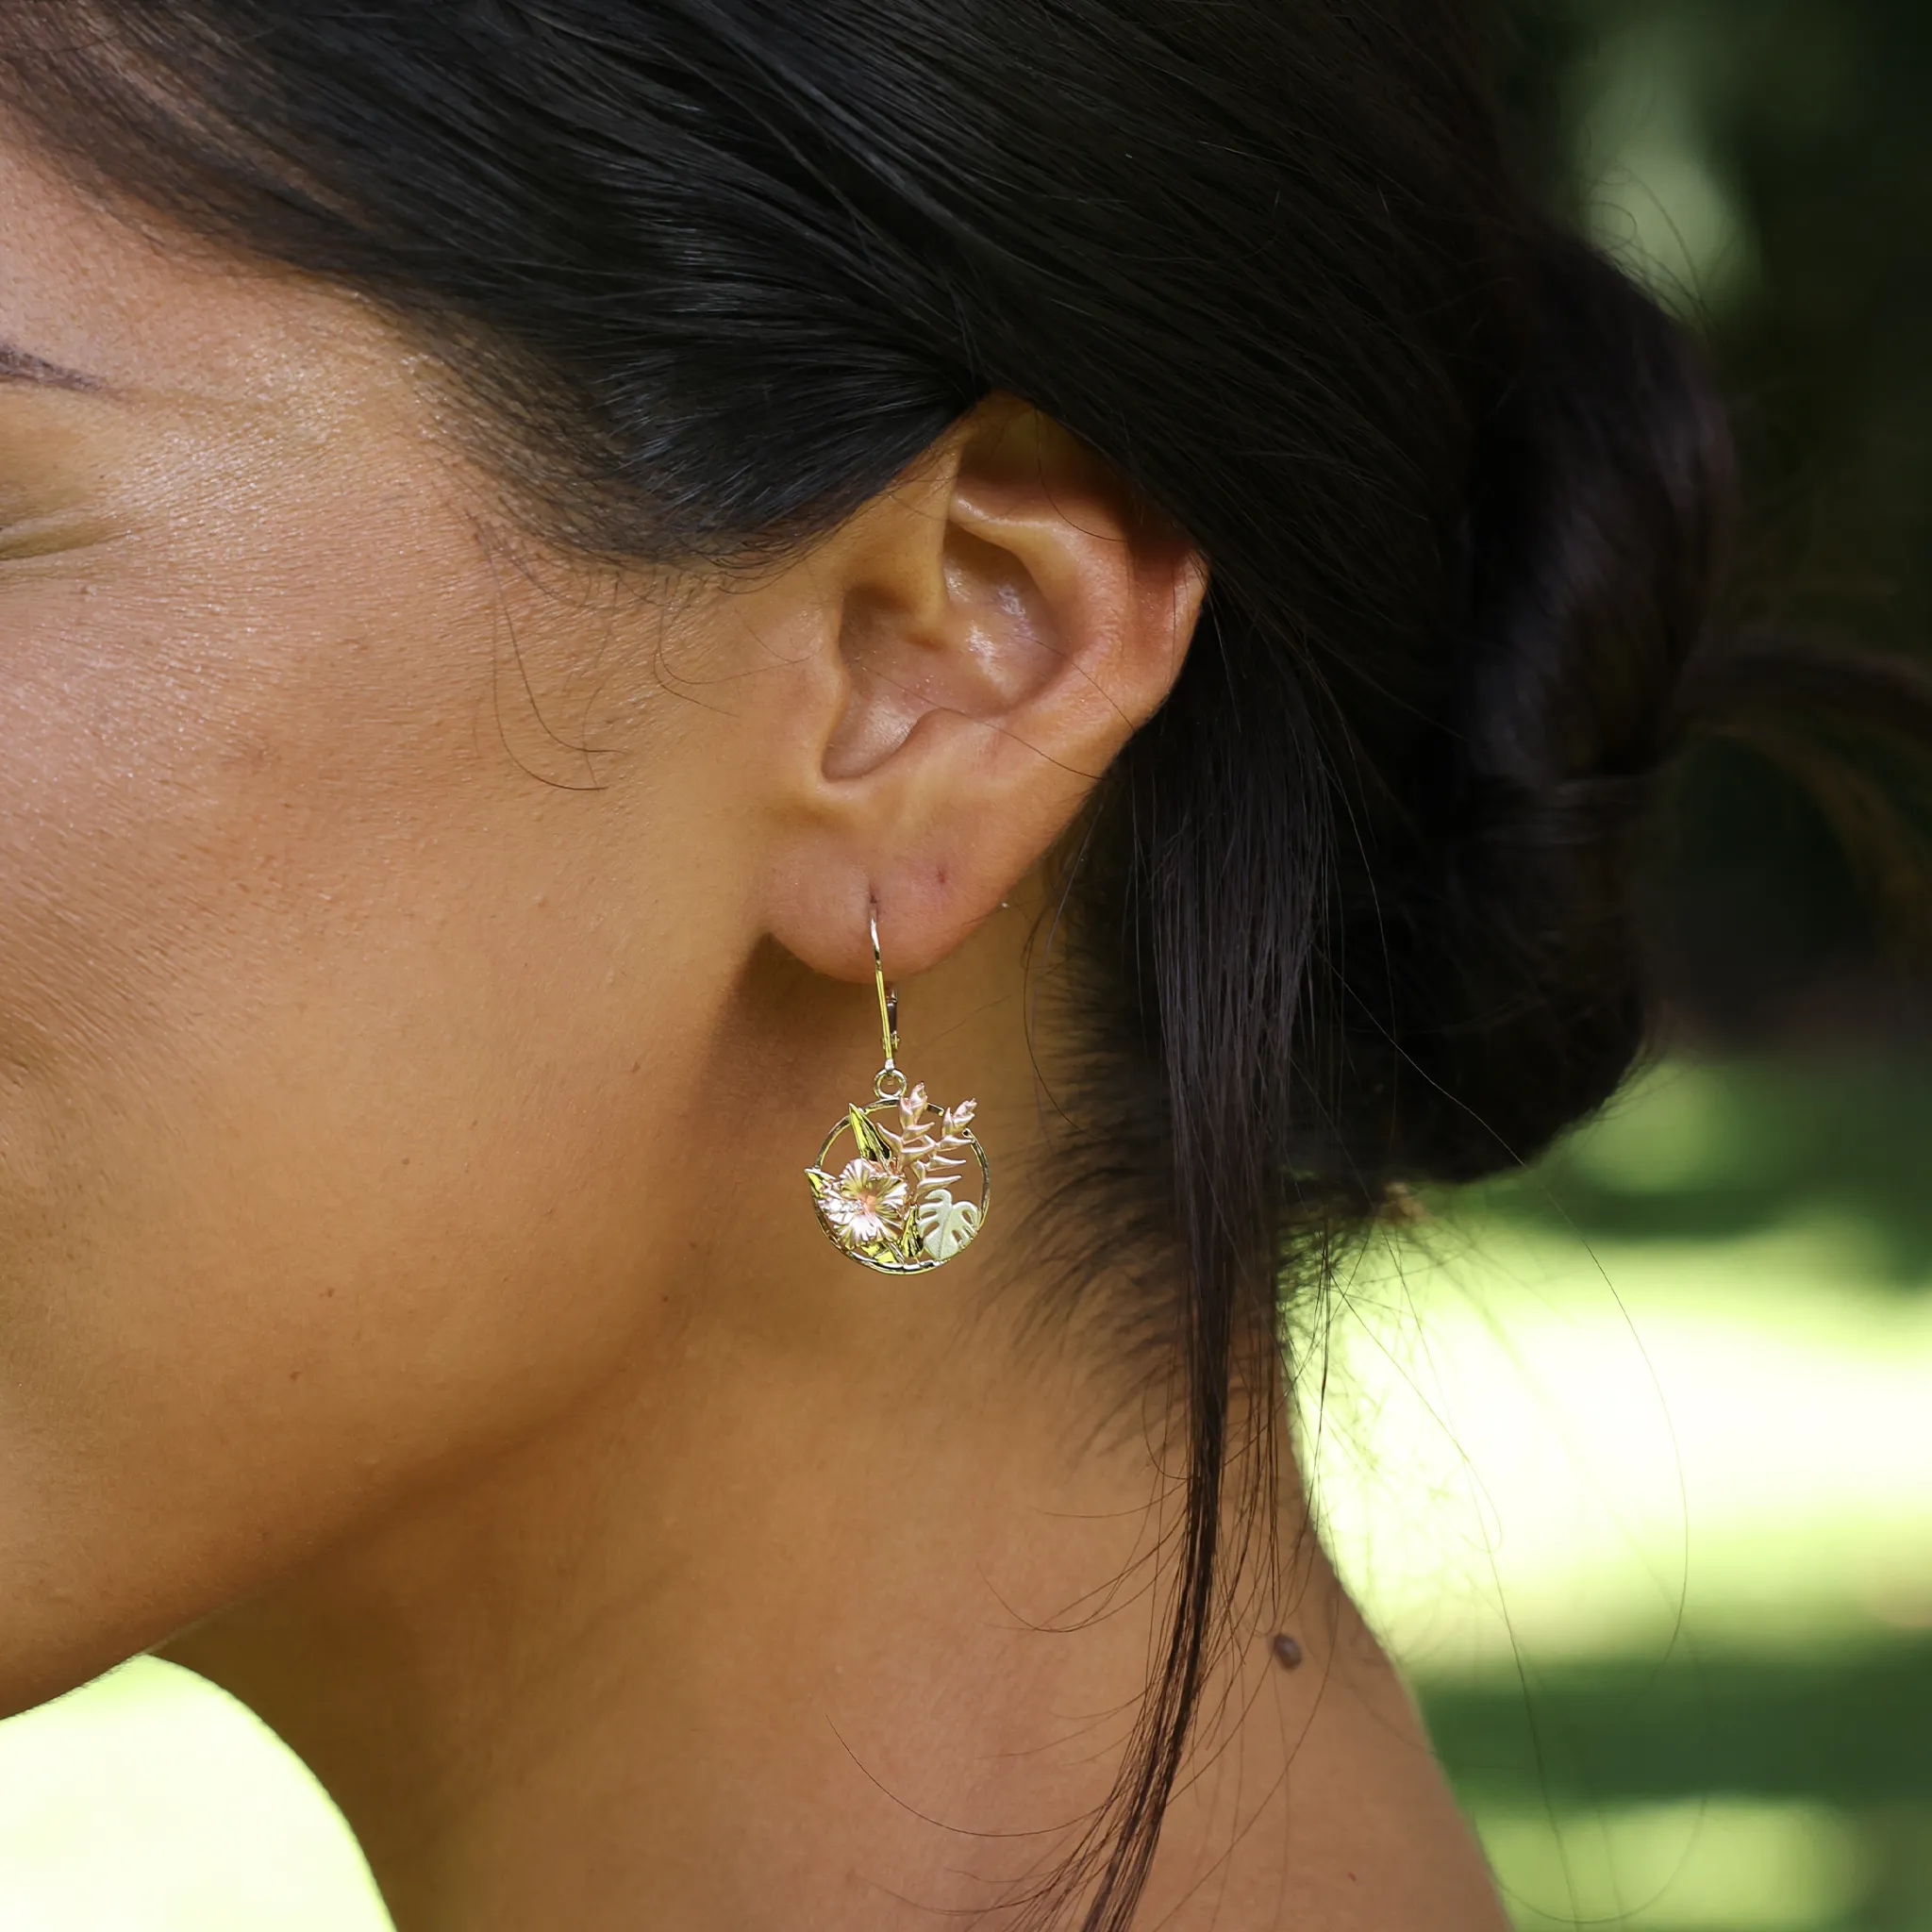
[805,910,990,1274]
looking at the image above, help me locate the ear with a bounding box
[758,394,1206,980]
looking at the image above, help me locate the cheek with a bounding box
[0,530,705,1709]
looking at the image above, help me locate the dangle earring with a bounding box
[805,910,991,1274]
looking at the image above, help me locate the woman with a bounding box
[0,4,1898,1927]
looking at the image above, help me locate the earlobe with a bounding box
[764,395,1206,982]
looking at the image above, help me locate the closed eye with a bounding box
[0,339,103,393]
[0,509,121,560]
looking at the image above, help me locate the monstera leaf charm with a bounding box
[914,1191,982,1261]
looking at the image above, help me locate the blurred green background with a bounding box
[1316,1056,1932,1932]
[2,0,1929,1926]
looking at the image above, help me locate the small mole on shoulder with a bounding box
[1271,1632,1303,1670]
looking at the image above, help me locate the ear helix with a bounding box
[803,908,991,1274]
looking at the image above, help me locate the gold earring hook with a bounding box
[870,907,899,1080]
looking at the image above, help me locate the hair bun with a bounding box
[1347,233,1735,1183]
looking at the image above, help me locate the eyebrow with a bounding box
[0,339,103,391]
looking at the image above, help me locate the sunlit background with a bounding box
[1320,1058,1932,1932]
[3,1,1929,1926]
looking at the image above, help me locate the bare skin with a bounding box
[0,127,1507,1929]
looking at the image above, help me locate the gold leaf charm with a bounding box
[805,914,991,1275]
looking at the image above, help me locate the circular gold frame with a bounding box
[808,1100,991,1275]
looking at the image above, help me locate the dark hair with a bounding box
[7,3,1912,1923]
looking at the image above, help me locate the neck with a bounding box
[162,1291,1253,1926]
[158,913,1502,1930]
